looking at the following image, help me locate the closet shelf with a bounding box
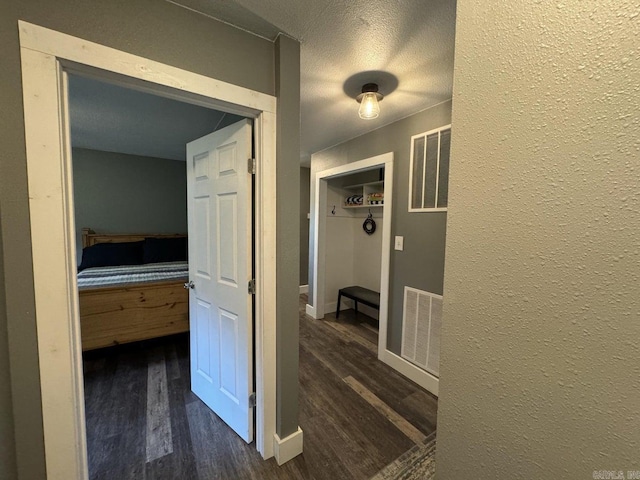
[343,179,384,209]
[343,204,384,209]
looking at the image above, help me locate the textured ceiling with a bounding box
[68,75,243,161]
[171,0,457,162]
[69,1,456,163]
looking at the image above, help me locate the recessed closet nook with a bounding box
[324,167,385,326]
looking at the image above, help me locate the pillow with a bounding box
[143,237,188,264]
[78,241,144,271]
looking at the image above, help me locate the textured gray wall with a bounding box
[310,101,452,354]
[275,34,301,439]
[73,148,187,261]
[436,1,640,478]
[0,2,293,477]
[299,167,310,285]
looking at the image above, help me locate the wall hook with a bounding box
[332,206,336,215]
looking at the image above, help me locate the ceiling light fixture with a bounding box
[356,83,383,120]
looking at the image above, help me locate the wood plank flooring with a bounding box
[82,294,437,479]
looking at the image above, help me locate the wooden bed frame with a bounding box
[79,228,189,351]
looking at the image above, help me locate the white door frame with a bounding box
[308,153,394,359]
[18,21,278,479]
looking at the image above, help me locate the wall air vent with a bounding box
[401,287,442,377]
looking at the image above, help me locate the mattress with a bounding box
[77,261,188,290]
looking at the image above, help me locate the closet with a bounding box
[324,168,385,323]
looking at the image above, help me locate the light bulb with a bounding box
[358,92,380,119]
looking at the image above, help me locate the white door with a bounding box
[186,119,254,443]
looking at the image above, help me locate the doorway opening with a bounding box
[68,72,259,476]
[19,21,278,478]
[324,168,385,335]
[308,153,394,358]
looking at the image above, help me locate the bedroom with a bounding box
[69,73,254,476]
[69,73,246,350]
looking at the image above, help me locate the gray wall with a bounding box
[310,101,452,354]
[436,1,640,478]
[73,148,187,260]
[274,34,301,439]
[299,167,310,285]
[0,3,298,478]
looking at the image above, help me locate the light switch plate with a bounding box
[394,236,404,251]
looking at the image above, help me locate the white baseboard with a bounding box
[305,303,320,319]
[273,427,303,466]
[299,285,309,294]
[381,350,439,397]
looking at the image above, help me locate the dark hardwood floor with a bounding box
[82,294,437,479]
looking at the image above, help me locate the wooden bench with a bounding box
[336,286,380,319]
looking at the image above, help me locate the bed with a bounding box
[78,228,190,351]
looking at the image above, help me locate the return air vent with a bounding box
[401,287,442,377]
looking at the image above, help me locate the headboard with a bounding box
[81,228,187,248]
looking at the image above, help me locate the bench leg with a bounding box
[354,300,358,316]
[336,292,342,318]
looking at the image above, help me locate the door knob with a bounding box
[184,281,195,289]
